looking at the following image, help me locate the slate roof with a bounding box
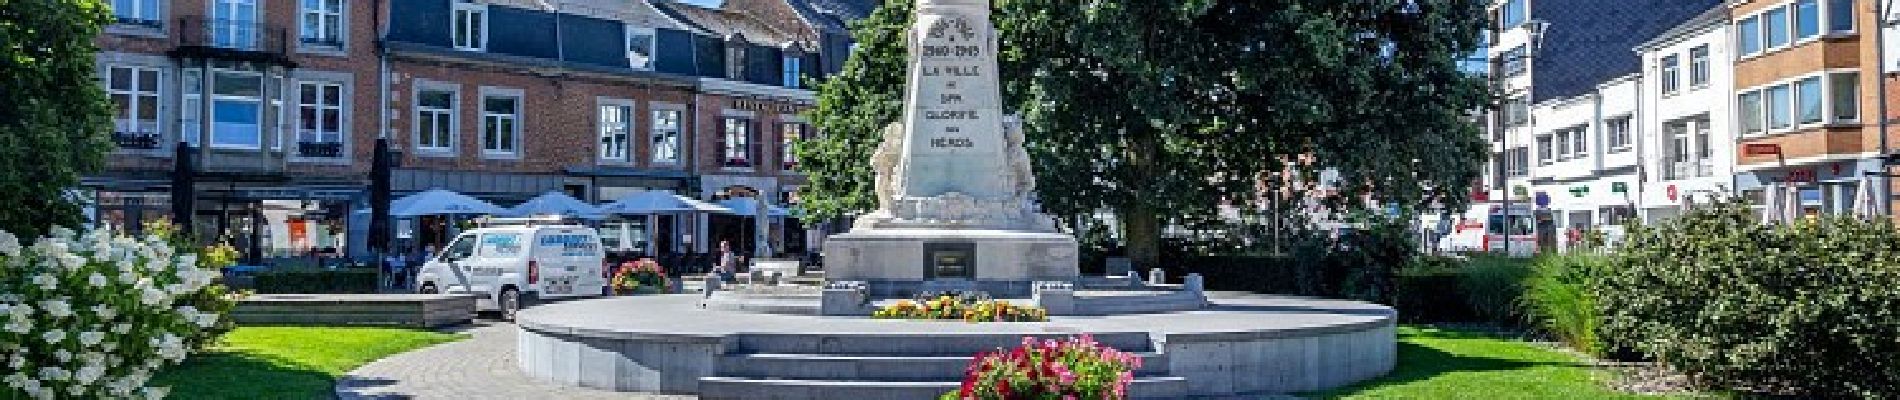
[1529,0,1723,103]
[786,0,878,32]
[652,0,810,45]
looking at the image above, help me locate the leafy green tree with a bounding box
[0,0,115,239]
[799,0,1489,269]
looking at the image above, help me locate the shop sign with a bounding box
[1534,192,1550,208]
[731,98,802,113]
[1611,182,1628,193]
[1787,169,1816,183]
[1743,143,1782,156]
[1667,185,1679,201]
[1568,185,1589,197]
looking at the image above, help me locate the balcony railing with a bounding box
[296,141,344,158]
[1665,160,1713,181]
[173,15,291,64]
[112,131,161,150]
[115,17,164,29]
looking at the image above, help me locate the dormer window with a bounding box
[725,34,746,80]
[626,26,655,70]
[782,43,803,88]
[452,1,486,51]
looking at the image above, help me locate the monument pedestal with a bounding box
[824,228,1077,298]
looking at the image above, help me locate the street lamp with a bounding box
[1494,19,1548,256]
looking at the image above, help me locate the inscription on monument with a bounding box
[900,12,1012,197]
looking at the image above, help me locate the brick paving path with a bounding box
[334,322,692,400]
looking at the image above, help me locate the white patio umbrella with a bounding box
[507,191,605,220]
[600,190,734,214]
[390,189,506,217]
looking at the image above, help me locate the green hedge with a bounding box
[1602,203,1900,398]
[1522,252,1609,357]
[1392,255,1530,325]
[253,268,378,294]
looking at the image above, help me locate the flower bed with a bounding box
[1,225,238,399]
[873,292,1047,322]
[610,259,669,295]
[945,334,1142,399]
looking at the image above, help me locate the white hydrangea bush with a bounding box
[0,227,229,400]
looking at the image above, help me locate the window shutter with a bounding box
[714,118,728,167]
[749,119,760,167]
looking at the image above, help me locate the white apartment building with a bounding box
[1526,75,1642,242]
[1636,9,1735,222]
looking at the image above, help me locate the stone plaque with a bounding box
[899,9,1011,199]
[923,242,976,280]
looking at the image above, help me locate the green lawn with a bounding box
[1308,326,1671,400]
[152,326,467,400]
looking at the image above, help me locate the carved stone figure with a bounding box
[870,122,905,213]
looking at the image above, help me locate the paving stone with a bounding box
[334,322,694,400]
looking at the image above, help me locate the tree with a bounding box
[0,0,114,239]
[799,0,1490,269]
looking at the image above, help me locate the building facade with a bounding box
[1636,9,1737,221]
[88,0,866,263]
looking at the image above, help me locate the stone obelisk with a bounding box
[824,0,1078,298]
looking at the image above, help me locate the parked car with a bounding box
[415,220,606,320]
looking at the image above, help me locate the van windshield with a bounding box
[1487,214,1532,236]
[439,234,477,263]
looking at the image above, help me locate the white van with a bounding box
[415,221,606,319]
[1436,203,1538,257]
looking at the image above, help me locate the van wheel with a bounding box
[500,288,522,321]
[419,283,438,294]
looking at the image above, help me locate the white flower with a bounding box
[5,303,28,318]
[91,304,115,320]
[48,226,73,241]
[120,270,140,285]
[40,329,64,345]
[17,377,39,394]
[139,286,167,307]
[38,299,70,318]
[112,323,131,335]
[178,254,198,267]
[38,366,67,382]
[73,364,104,385]
[52,349,69,363]
[154,333,186,361]
[3,373,24,389]
[30,274,56,291]
[9,354,23,369]
[3,319,29,334]
[88,273,108,288]
[142,385,169,400]
[164,283,186,296]
[58,254,86,270]
[77,331,104,347]
[192,312,219,329]
[102,342,117,352]
[0,230,20,257]
[67,384,86,397]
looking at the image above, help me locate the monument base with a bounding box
[823,228,1078,298]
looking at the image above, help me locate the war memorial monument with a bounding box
[513,0,1397,398]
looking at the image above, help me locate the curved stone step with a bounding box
[733,332,1156,355]
[717,352,1171,381]
[698,376,1187,400]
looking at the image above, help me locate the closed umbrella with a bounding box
[1762,183,1784,224]
[508,191,604,219]
[390,189,507,217]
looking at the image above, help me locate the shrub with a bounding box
[1458,255,1531,324]
[873,293,1047,322]
[1392,255,1531,325]
[611,259,669,294]
[252,268,377,294]
[0,226,235,399]
[1602,203,1900,398]
[1522,251,1609,357]
[944,334,1141,399]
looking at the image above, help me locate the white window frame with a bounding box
[412,80,459,155]
[479,87,522,157]
[1661,54,1681,95]
[1536,135,1553,165]
[598,98,634,163]
[300,0,345,51]
[1570,127,1587,158]
[1740,69,1864,137]
[1738,15,1763,57]
[780,121,805,170]
[650,106,683,166]
[1827,0,1856,34]
[111,0,164,28]
[203,66,266,150]
[105,65,165,150]
[1606,116,1633,153]
[1689,46,1709,88]
[722,116,754,169]
[626,26,656,70]
[294,79,348,159]
[452,1,487,52]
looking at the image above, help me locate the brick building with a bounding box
[86,0,869,263]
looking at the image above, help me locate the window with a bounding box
[1504,97,1529,127]
[296,81,345,157]
[1765,7,1790,48]
[210,69,264,149]
[626,27,655,70]
[1832,72,1859,121]
[1666,122,1690,179]
[415,87,455,151]
[1795,0,1821,40]
[1796,77,1823,124]
[722,117,753,168]
[1661,55,1680,95]
[212,0,259,50]
[1829,0,1855,33]
[1499,0,1526,29]
[1497,46,1527,78]
[598,103,632,162]
[1689,46,1709,87]
[651,109,682,164]
[1740,16,1762,55]
[1695,119,1712,170]
[106,66,162,149]
[1740,91,1764,135]
[481,94,519,155]
[780,123,805,170]
[301,0,344,48]
[1606,117,1631,152]
[782,55,802,88]
[1554,131,1569,161]
[452,1,486,51]
[726,41,746,80]
[111,0,162,27]
[1537,135,1553,165]
[1767,85,1792,130]
[1511,148,1530,176]
[1570,127,1587,158]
